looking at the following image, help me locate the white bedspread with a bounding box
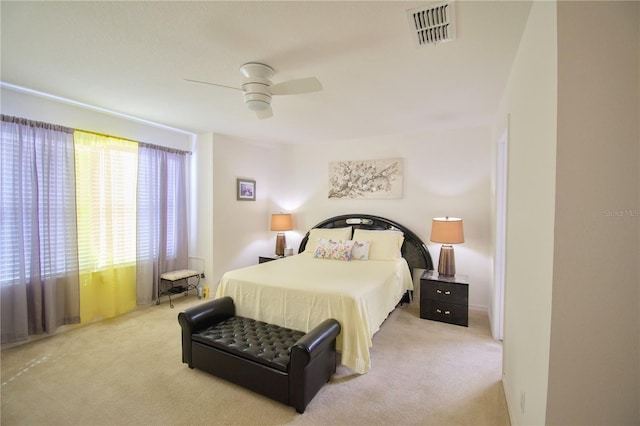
[215,253,413,374]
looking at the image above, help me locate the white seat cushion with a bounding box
[160,269,200,281]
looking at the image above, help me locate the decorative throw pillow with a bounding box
[350,240,371,260]
[313,238,355,261]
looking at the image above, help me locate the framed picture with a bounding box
[237,178,256,201]
[328,158,403,199]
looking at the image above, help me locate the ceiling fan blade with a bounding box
[184,78,242,91]
[269,77,322,95]
[256,106,273,120]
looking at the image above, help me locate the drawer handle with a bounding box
[436,309,451,315]
[436,289,451,295]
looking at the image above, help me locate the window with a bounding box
[0,117,78,285]
[74,131,138,271]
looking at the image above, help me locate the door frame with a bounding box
[493,128,508,340]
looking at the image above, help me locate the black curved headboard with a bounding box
[298,214,434,273]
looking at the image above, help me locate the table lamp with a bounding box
[270,213,293,256]
[430,217,464,277]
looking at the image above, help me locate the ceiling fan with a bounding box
[185,62,322,119]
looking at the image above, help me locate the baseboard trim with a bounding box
[502,374,516,426]
[469,304,488,312]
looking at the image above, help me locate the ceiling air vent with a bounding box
[407,1,456,47]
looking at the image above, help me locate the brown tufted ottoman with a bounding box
[178,297,341,413]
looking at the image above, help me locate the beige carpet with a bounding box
[1,295,509,426]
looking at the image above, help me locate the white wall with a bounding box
[190,133,214,290]
[546,2,639,424]
[495,2,557,424]
[1,86,192,150]
[497,2,640,424]
[284,127,494,309]
[209,133,287,287]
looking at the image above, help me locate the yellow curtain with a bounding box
[74,131,138,323]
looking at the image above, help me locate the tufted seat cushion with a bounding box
[192,316,305,373]
[179,297,341,413]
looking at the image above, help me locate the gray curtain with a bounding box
[0,115,80,344]
[136,145,189,305]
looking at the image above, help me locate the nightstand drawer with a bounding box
[420,280,468,305]
[420,300,468,327]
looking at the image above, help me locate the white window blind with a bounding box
[136,148,160,261]
[74,132,138,272]
[165,158,177,258]
[1,117,78,285]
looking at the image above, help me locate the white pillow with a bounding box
[303,227,352,253]
[350,240,371,260]
[313,238,355,261]
[352,229,404,260]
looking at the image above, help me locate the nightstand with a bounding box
[258,255,282,264]
[420,270,469,327]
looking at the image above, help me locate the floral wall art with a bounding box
[328,158,403,199]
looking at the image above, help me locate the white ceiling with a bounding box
[1,1,532,144]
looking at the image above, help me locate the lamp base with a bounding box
[275,233,286,257]
[438,245,456,277]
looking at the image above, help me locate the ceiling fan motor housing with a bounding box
[241,63,274,111]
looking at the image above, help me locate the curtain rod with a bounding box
[1,114,74,134]
[2,115,192,155]
[75,129,192,155]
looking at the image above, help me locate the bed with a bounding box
[215,214,433,374]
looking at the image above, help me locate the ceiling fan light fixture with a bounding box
[243,91,272,111]
[246,99,270,111]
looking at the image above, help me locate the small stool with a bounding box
[158,269,201,308]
